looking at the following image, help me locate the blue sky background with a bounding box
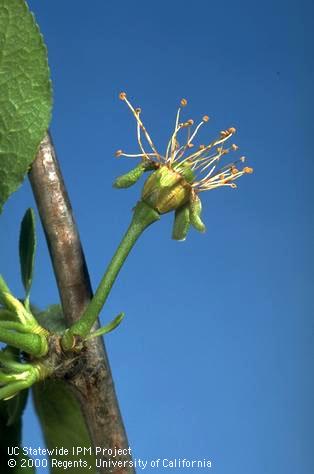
[1,0,314,472]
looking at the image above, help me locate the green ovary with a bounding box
[142,165,192,214]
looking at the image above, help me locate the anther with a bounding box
[135,107,141,114]
[180,98,188,107]
[119,92,127,100]
[243,167,253,174]
[202,115,210,122]
[231,144,239,151]
[228,127,236,134]
[240,156,246,162]
[187,143,194,148]
[187,119,194,126]
[115,149,123,157]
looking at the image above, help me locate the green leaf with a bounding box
[85,311,125,339]
[0,391,35,473]
[0,0,52,212]
[33,380,96,474]
[6,387,28,426]
[19,208,36,297]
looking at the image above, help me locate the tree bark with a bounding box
[29,133,134,474]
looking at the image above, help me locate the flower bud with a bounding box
[172,204,190,241]
[114,163,146,188]
[141,165,191,214]
[114,162,156,189]
[190,193,206,233]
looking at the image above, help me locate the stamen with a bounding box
[120,93,159,157]
[191,151,220,171]
[173,118,208,163]
[198,181,238,191]
[193,148,226,183]
[166,120,184,163]
[166,102,186,162]
[136,120,151,161]
[178,131,235,165]
[118,152,158,158]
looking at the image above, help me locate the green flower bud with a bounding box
[0,357,51,401]
[142,165,191,214]
[114,163,146,188]
[190,194,206,233]
[172,204,190,241]
[114,162,156,189]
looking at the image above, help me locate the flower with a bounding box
[114,93,253,240]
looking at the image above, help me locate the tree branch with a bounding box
[29,133,134,474]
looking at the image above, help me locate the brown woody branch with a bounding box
[29,133,134,474]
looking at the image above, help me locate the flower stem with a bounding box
[0,380,31,401]
[0,328,48,357]
[68,201,159,338]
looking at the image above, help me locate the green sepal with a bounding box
[114,161,155,188]
[19,209,36,300]
[190,194,206,233]
[172,204,190,241]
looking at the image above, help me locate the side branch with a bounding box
[29,133,92,325]
[29,133,134,474]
